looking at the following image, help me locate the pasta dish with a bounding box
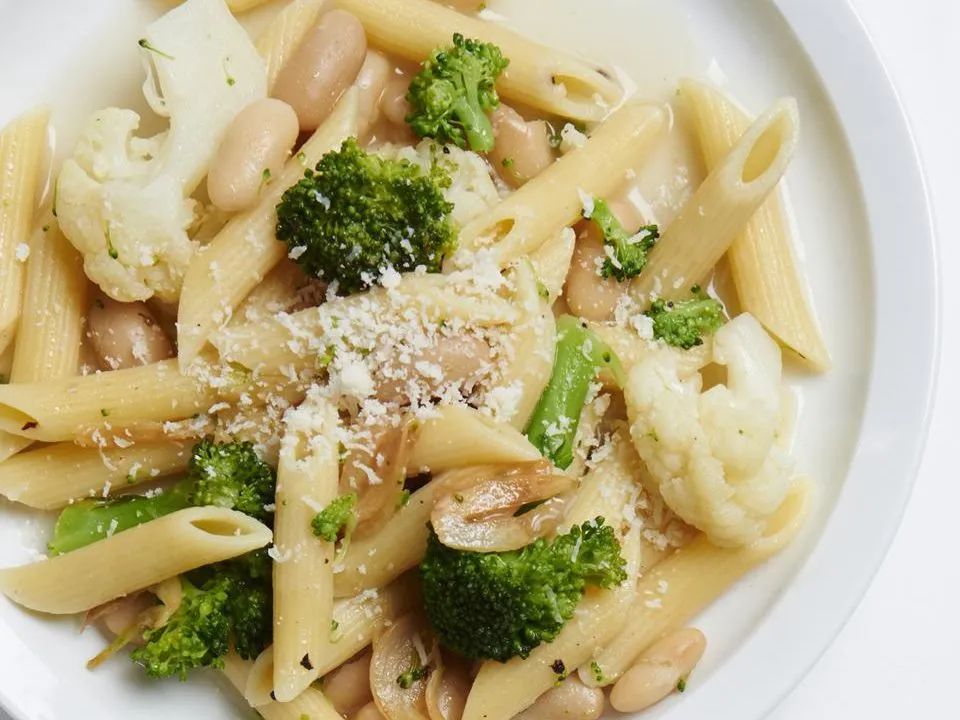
[0,0,828,718]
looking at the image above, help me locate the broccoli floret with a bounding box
[311,493,358,542]
[525,315,624,469]
[131,549,273,679]
[48,440,275,555]
[276,138,456,294]
[587,198,659,282]
[646,285,725,349]
[421,518,626,662]
[189,439,274,523]
[130,576,231,679]
[406,33,509,152]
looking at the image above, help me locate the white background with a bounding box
[772,0,958,717]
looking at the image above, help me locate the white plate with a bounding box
[0,0,938,718]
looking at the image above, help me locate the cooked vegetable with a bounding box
[587,197,659,282]
[405,33,509,152]
[311,492,359,542]
[645,285,725,350]
[420,518,626,661]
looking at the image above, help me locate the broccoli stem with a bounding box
[525,316,624,469]
[48,481,192,556]
[453,79,495,152]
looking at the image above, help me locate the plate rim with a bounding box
[0,0,941,718]
[656,0,940,718]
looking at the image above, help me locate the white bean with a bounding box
[514,677,605,720]
[273,9,367,131]
[609,628,706,713]
[490,105,555,187]
[377,334,490,403]
[87,295,174,370]
[207,98,299,212]
[323,651,373,717]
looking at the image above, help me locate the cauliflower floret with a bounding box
[377,139,503,227]
[56,0,266,302]
[625,313,793,547]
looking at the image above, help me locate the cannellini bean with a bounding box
[490,105,556,187]
[563,198,644,321]
[324,651,374,717]
[356,51,393,135]
[381,72,413,126]
[87,295,174,370]
[353,702,387,720]
[377,334,490,403]
[272,9,367,131]
[207,98,299,212]
[609,628,706,713]
[514,677,605,720]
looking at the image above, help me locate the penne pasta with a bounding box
[0,506,272,614]
[334,0,622,122]
[409,404,541,473]
[582,481,810,686]
[454,103,665,267]
[0,107,49,356]
[0,440,190,509]
[272,398,340,702]
[682,80,829,370]
[176,87,361,368]
[211,272,520,374]
[10,217,87,383]
[222,653,342,720]
[0,359,216,442]
[495,260,556,430]
[530,227,576,302]
[632,98,800,302]
[256,0,327,90]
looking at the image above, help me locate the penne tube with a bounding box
[334,0,622,122]
[0,507,272,614]
[0,107,50,356]
[0,434,30,465]
[462,434,642,720]
[0,359,216,442]
[333,478,442,597]
[177,87,361,367]
[272,398,340,702]
[256,0,327,90]
[211,272,519,374]
[222,653,342,720]
[681,80,829,370]
[454,103,665,267]
[409,404,541,473]
[633,98,800,302]
[530,227,576,302]
[582,482,810,686]
[495,260,555,430]
[0,440,191,509]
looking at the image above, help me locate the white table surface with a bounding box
[0,1,952,719]
[771,0,958,717]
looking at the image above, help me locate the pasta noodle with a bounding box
[334,0,622,122]
[0,441,190,509]
[582,482,810,686]
[255,0,326,90]
[0,507,272,614]
[0,359,216,442]
[222,653,342,720]
[409,404,541,473]
[681,80,830,370]
[454,103,666,266]
[0,107,49,356]
[272,398,339,702]
[632,98,800,302]
[176,87,361,367]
